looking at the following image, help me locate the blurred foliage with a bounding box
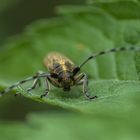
[0,0,86,44]
[87,0,139,4]
[1,0,140,140]
[0,0,19,14]
[0,0,20,42]
[1,113,140,140]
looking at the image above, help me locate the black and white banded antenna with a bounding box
[79,46,140,69]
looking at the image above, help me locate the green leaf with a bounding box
[0,112,140,140]
[17,79,140,115]
[91,1,140,19]
[0,3,140,115]
[87,0,139,5]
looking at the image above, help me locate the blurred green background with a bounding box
[0,0,85,44]
[1,0,140,140]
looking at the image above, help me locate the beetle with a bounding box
[0,46,140,99]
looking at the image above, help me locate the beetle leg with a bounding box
[40,77,50,98]
[74,73,84,84]
[27,79,41,92]
[0,71,50,96]
[14,92,21,97]
[75,73,97,100]
[27,71,43,92]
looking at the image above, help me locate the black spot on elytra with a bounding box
[54,63,60,69]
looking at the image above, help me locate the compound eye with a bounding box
[50,73,58,78]
[72,66,80,75]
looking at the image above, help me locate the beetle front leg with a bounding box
[75,73,97,100]
[27,79,41,92]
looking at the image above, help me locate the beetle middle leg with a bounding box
[75,73,97,99]
[40,74,62,98]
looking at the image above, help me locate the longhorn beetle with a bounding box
[0,46,140,99]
